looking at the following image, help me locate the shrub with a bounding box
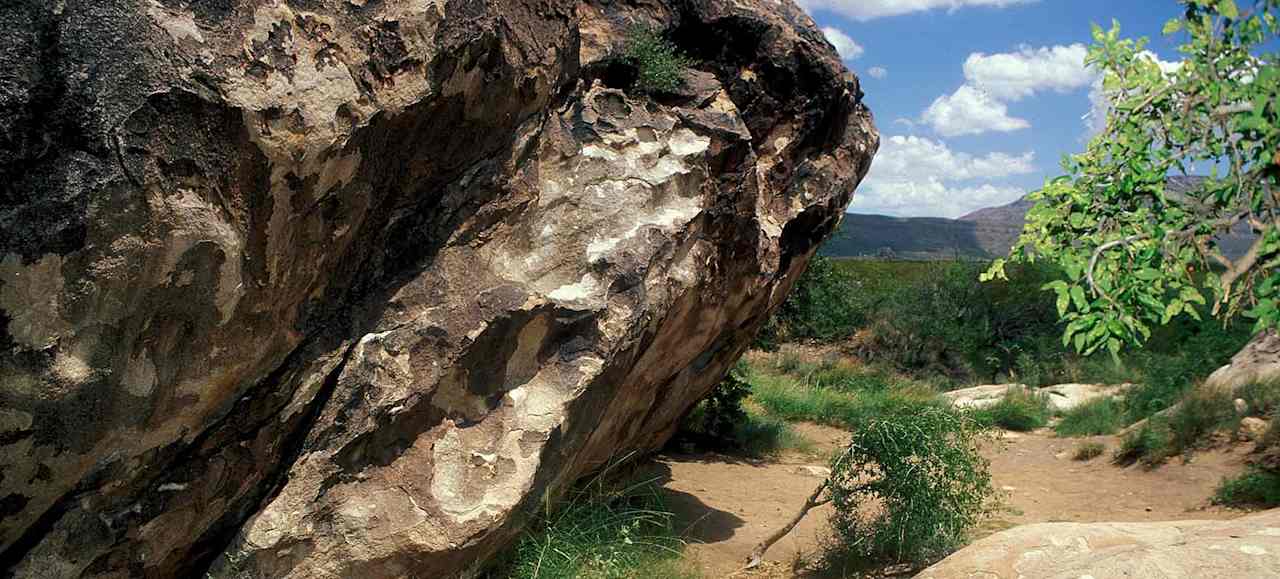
[1213,469,1280,509]
[622,26,693,94]
[767,256,868,343]
[1073,442,1106,461]
[687,362,750,442]
[1113,420,1171,467]
[1055,398,1125,437]
[1166,388,1238,454]
[496,469,688,579]
[970,388,1052,432]
[826,406,993,565]
[1237,379,1280,418]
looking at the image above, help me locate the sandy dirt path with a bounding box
[654,425,1252,577]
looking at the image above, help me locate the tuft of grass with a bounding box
[1166,388,1239,454]
[1072,441,1106,461]
[1213,468,1280,509]
[494,466,691,579]
[970,388,1052,432]
[735,410,813,458]
[749,369,944,431]
[623,26,693,94]
[1113,420,1171,467]
[1055,398,1125,437]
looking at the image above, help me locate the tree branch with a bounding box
[1087,235,1144,305]
[745,478,831,569]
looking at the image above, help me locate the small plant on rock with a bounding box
[622,26,693,94]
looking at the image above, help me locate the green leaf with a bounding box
[1163,18,1184,35]
[1218,0,1239,19]
[1070,285,1089,311]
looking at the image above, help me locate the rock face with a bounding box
[919,509,1280,578]
[0,0,876,577]
[1207,330,1280,390]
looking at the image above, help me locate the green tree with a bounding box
[984,0,1280,357]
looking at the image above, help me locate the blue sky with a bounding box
[801,0,1188,218]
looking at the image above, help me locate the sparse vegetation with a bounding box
[1056,398,1126,437]
[1073,441,1107,461]
[970,388,1053,432]
[1213,468,1280,509]
[492,465,692,579]
[622,26,693,94]
[1113,420,1172,467]
[824,406,993,566]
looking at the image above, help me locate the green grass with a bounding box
[734,410,813,458]
[494,467,694,579]
[1237,379,1280,417]
[970,388,1052,432]
[1055,398,1126,437]
[748,369,944,430]
[1166,388,1239,454]
[1113,420,1172,467]
[1073,441,1106,461]
[1213,468,1280,509]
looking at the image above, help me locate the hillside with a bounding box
[824,177,1255,260]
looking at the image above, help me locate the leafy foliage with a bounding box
[622,26,693,94]
[826,406,993,565]
[1213,468,1280,507]
[985,0,1280,355]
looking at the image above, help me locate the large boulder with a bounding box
[0,0,876,577]
[942,383,1131,413]
[1207,330,1280,390]
[920,509,1280,578]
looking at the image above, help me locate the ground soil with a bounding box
[654,423,1253,578]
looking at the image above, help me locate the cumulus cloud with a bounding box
[799,0,1036,22]
[867,66,888,79]
[921,85,1031,137]
[850,135,1034,217]
[963,44,1093,101]
[822,27,864,60]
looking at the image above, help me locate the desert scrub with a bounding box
[1113,419,1171,467]
[970,388,1052,432]
[493,466,690,579]
[1055,397,1125,437]
[1072,441,1106,461]
[826,406,994,566]
[1213,468,1280,509]
[622,26,692,94]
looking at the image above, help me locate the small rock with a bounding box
[1001,486,1017,492]
[1240,417,1269,441]
[1235,398,1250,416]
[794,465,832,478]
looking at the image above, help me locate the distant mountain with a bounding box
[823,177,1255,260]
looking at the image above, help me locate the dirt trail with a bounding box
[655,424,1252,577]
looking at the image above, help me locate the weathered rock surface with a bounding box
[943,383,1131,413]
[1207,330,1280,390]
[0,0,875,577]
[919,509,1280,578]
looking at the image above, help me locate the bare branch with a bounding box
[1087,235,1145,305]
[745,478,830,569]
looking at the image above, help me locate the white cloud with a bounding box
[850,135,1034,217]
[867,66,888,79]
[800,0,1036,21]
[963,44,1093,101]
[921,85,1030,137]
[822,27,864,60]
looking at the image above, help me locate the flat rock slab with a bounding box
[920,509,1280,578]
[943,383,1131,413]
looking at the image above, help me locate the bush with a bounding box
[623,26,693,94]
[1055,398,1125,437]
[1166,388,1238,454]
[826,406,993,565]
[764,256,868,344]
[1073,442,1106,461]
[970,388,1052,432]
[496,469,689,579]
[1113,420,1171,467]
[1213,469,1280,509]
[687,362,750,442]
